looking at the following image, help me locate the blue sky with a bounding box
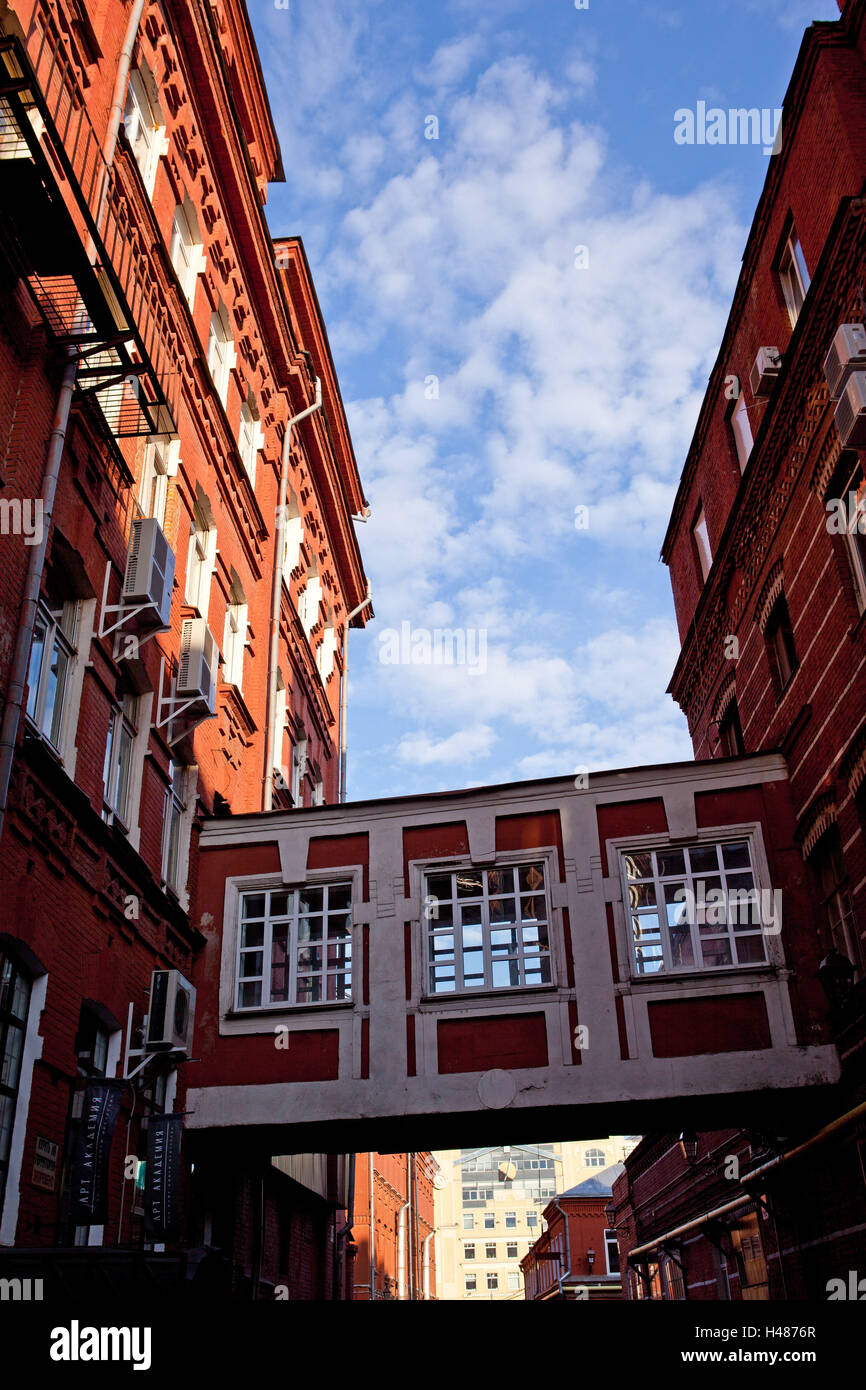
[248,0,840,801]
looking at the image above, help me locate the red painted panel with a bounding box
[362,924,370,1005]
[407,1014,416,1076]
[197,1029,339,1084]
[197,843,282,924]
[561,905,575,988]
[495,812,565,880]
[361,1017,369,1079]
[307,832,369,899]
[615,994,630,1060]
[648,993,771,1057]
[694,786,765,829]
[605,902,620,984]
[436,1013,548,1074]
[404,922,412,1000]
[596,800,668,875]
[402,822,470,895]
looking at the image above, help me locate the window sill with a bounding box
[225,998,355,1021]
[418,983,559,1010]
[625,961,775,990]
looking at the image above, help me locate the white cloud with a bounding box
[398,724,495,764]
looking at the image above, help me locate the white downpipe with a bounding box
[423,1232,434,1300]
[338,583,372,802]
[397,1199,410,1299]
[264,379,322,810]
[552,1196,572,1300]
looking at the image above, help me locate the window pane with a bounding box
[656,848,685,877]
[624,851,653,879]
[687,845,719,874]
[271,924,290,1002]
[328,884,352,911]
[270,891,290,917]
[722,842,751,870]
[296,975,322,1004]
[243,895,266,919]
[426,874,452,903]
[241,921,264,949]
[238,981,262,1009]
[298,916,323,942]
[456,870,483,898]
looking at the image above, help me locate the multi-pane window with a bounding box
[505,1211,517,1229]
[123,69,165,197]
[506,1242,518,1259]
[170,203,203,308]
[778,227,810,327]
[207,304,234,405]
[661,1255,686,1301]
[103,694,138,825]
[185,505,216,615]
[485,1242,496,1259]
[585,1148,606,1168]
[238,401,262,488]
[465,1274,477,1292]
[138,439,170,526]
[298,572,322,637]
[605,1229,620,1275]
[487,1272,498,1290]
[484,1213,495,1229]
[222,591,247,692]
[730,1211,769,1300]
[622,839,768,975]
[765,595,798,694]
[718,698,745,757]
[424,862,551,994]
[0,951,31,1219]
[508,1271,520,1290]
[291,737,307,807]
[730,390,753,472]
[26,594,78,751]
[692,506,712,582]
[74,1009,109,1081]
[317,624,338,684]
[236,883,352,1009]
[312,778,324,807]
[811,827,863,976]
[464,1243,476,1260]
[162,762,187,894]
[463,1212,474,1230]
[526,1212,538,1229]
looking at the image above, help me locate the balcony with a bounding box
[0,21,178,438]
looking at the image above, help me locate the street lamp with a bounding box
[817,947,855,1013]
[679,1132,699,1165]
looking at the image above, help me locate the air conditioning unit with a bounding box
[823,323,866,400]
[146,969,196,1053]
[123,517,175,630]
[749,346,781,398]
[177,617,218,714]
[834,370,866,448]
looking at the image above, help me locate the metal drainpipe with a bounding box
[0,0,146,844]
[422,1231,433,1299]
[369,1152,376,1300]
[411,1153,420,1300]
[333,1153,355,1301]
[397,1198,410,1299]
[552,1197,572,1300]
[263,379,322,810]
[338,584,372,802]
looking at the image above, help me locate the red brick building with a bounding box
[611,0,866,1301]
[0,0,371,1296]
[521,1167,623,1301]
[351,1152,437,1300]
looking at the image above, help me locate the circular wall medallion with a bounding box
[477,1068,517,1109]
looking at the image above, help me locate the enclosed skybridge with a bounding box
[186,754,840,1156]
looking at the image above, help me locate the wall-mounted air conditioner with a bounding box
[145,969,196,1053]
[834,370,866,448]
[123,517,175,630]
[823,323,866,400]
[749,347,781,398]
[177,617,218,714]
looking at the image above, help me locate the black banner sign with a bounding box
[69,1081,124,1226]
[145,1112,183,1240]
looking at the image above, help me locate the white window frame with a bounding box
[316,623,338,685]
[272,678,288,786]
[421,857,556,997]
[291,736,307,807]
[25,597,80,755]
[281,492,303,583]
[162,763,197,907]
[585,1147,606,1168]
[614,826,778,980]
[234,881,354,1011]
[604,1228,620,1276]
[692,506,712,582]
[207,304,236,406]
[730,389,753,473]
[123,68,167,198]
[238,400,264,489]
[185,504,217,616]
[778,228,810,328]
[222,594,248,692]
[138,437,179,527]
[170,202,205,308]
[102,693,139,827]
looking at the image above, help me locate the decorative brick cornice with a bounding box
[754,560,786,632]
[796,790,837,859]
